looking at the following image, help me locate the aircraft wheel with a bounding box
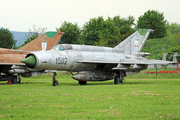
[53,80,59,86]
[11,76,21,84]
[78,81,87,85]
[17,75,21,84]
[114,76,123,84]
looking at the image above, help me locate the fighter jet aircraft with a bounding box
[0,30,63,84]
[21,29,173,86]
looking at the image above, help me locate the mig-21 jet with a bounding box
[0,30,63,84]
[21,29,172,86]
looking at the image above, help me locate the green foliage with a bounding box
[166,22,180,34]
[142,33,180,61]
[171,32,180,46]
[166,46,180,61]
[137,10,167,39]
[164,25,180,61]
[165,22,180,46]
[81,15,135,47]
[142,37,174,60]
[57,21,81,44]
[0,28,16,49]
[168,46,180,53]
[138,29,148,35]
[14,46,21,49]
[81,16,105,45]
[21,25,47,47]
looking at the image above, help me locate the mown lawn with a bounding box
[0,71,180,120]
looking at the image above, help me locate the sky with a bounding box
[0,0,180,32]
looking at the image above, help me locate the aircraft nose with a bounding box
[20,55,36,68]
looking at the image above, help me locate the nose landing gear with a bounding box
[52,72,59,86]
[114,71,125,84]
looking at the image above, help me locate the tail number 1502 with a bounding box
[56,57,68,65]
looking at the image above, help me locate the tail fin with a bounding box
[114,29,153,54]
[18,30,63,51]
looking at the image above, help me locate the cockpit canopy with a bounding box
[52,44,73,51]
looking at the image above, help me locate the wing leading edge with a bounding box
[78,59,173,71]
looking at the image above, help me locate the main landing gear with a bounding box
[114,71,125,84]
[11,74,21,84]
[52,72,59,86]
[6,74,21,85]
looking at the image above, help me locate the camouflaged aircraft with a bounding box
[21,29,172,86]
[0,30,63,84]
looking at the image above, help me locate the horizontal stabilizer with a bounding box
[141,59,173,65]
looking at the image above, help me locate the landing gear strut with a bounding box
[52,72,59,86]
[114,71,124,84]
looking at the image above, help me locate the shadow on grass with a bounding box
[124,81,156,85]
[0,82,47,85]
[60,80,156,86]
[0,80,156,86]
[20,82,47,85]
[0,83,7,85]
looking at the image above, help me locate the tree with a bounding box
[165,22,180,47]
[111,15,135,46]
[166,22,180,34]
[21,25,47,47]
[137,10,167,39]
[81,16,105,45]
[167,46,180,61]
[81,15,135,47]
[25,25,47,40]
[57,21,81,44]
[0,28,16,49]
[170,31,180,47]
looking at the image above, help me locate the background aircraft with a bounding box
[21,29,172,86]
[0,30,63,84]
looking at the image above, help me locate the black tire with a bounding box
[11,76,20,84]
[114,76,123,84]
[53,80,59,86]
[78,81,87,85]
[114,76,118,84]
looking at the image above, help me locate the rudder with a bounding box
[18,30,63,51]
[114,29,153,54]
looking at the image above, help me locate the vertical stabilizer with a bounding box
[18,30,63,51]
[114,29,153,54]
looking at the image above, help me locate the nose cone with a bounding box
[20,55,36,68]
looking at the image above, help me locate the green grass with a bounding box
[142,37,174,60]
[0,71,180,120]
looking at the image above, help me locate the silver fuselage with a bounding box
[28,44,147,72]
